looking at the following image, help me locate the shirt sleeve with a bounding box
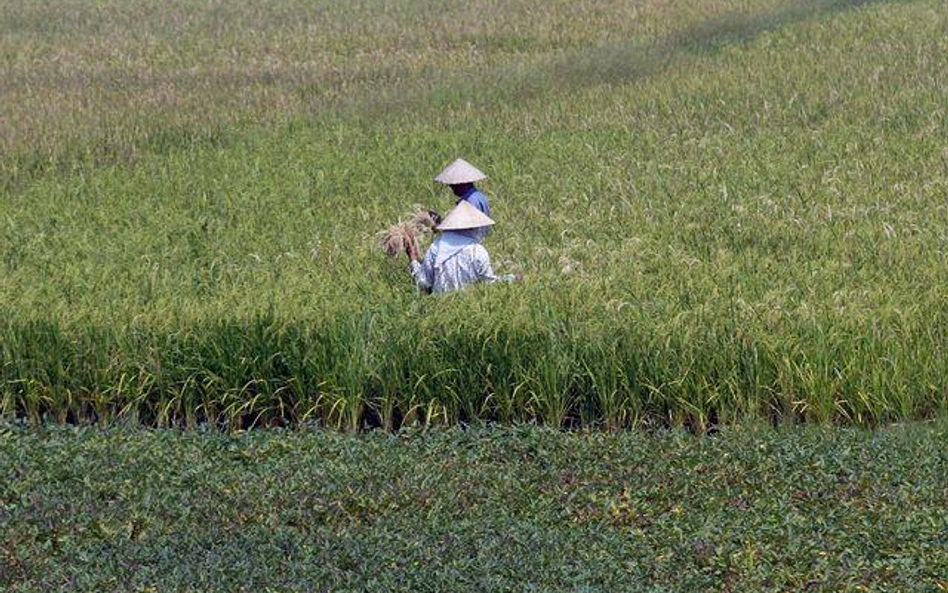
[476,195,490,218]
[465,193,490,217]
[410,249,435,291]
[472,245,513,284]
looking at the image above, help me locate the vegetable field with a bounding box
[2,0,948,429]
[3,422,948,591]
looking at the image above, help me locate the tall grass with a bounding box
[2,0,947,429]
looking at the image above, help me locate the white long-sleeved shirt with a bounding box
[410,243,515,294]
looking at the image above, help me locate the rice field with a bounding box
[2,0,948,430]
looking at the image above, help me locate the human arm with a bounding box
[408,242,435,292]
[472,245,519,284]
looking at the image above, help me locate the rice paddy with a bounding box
[2,0,948,429]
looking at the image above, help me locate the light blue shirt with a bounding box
[410,232,515,294]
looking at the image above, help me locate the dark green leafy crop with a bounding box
[2,422,947,591]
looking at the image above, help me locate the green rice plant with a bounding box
[1,0,947,429]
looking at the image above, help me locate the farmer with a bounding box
[435,158,491,217]
[407,200,519,294]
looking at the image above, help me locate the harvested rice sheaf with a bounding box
[379,207,437,258]
[409,209,438,232]
[379,222,418,258]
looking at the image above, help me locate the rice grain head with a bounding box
[380,207,438,257]
[380,222,417,257]
[409,209,438,232]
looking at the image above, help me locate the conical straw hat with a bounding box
[434,158,487,185]
[437,199,495,231]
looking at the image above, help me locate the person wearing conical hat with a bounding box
[435,158,491,217]
[407,200,519,295]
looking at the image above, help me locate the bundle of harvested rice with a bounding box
[379,207,439,258]
[379,222,418,258]
[409,209,438,231]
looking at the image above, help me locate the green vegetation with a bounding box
[3,422,948,591]
[3,0,948,429]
